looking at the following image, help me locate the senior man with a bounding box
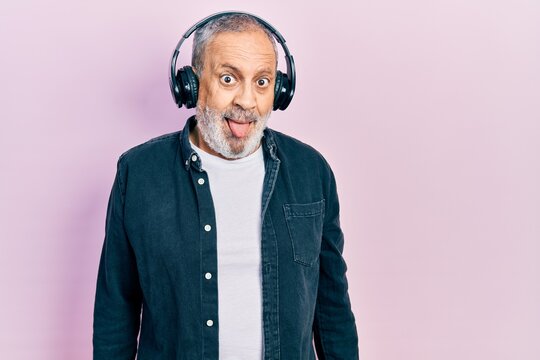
[93,12,359,360]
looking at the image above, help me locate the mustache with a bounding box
[222,108,259,123]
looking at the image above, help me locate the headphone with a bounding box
[169,11,296,111]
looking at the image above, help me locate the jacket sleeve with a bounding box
[93,158,142,360]
[313,163,359,359]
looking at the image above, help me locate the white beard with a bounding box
[195,104,271,159]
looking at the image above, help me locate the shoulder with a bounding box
[266,127,333,173]
[116,131,181,168]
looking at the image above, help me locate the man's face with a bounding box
[193,29,277,159]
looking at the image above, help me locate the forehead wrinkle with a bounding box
[209,52,276,78]
[207,29,275,51]
[204,31,277,70]
[209,44,275,63]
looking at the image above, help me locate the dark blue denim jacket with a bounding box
[93,116,359,359]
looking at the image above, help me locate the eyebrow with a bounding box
[218,63,274,77]
[220,63,241,73]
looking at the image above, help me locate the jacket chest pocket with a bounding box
[283,199,325,267]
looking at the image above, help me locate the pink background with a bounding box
[1,0,539,359]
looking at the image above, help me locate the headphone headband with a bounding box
[169,11,296,111]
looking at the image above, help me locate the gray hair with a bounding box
[191,14,278,76]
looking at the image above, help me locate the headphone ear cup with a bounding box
[177,66,199,109]
[273,70,284,111]
[273,70,291,111]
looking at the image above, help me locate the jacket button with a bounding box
[191,154,198,162]
[198,178,205,185]
[206,319,214,327]
[205,272,212,279]
[204,224,211,232]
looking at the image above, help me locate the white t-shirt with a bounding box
[190,140,265,359]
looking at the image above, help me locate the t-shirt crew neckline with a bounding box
[189,139,264,169]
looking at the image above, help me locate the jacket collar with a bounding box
[180,115,278,172]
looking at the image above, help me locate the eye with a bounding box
[220,74,236,85]
[257,78,270,88]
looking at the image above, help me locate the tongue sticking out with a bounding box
[227,118,251,138]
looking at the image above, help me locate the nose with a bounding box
[233,82,257,111]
